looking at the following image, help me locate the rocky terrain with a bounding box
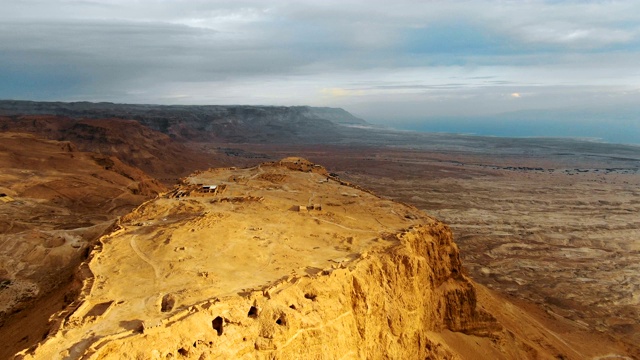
[2,100,639,358]
[224,143,640,356]
[345,155,640,351]
[0,133,164,359]
[17,159,632,359]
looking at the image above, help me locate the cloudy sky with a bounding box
[1,0,639,140]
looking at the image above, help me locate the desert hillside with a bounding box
[18,159,632,359]
[2,102,638,359]
[211,141,640,355]
[0,115,224,180]
[0,133,165,359]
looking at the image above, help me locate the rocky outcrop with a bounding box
[15,159,620,359]
[13,159,504,359]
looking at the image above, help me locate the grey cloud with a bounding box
[0,18,322,93]
[0,0,639,125]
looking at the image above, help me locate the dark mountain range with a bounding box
[0,100,367,143]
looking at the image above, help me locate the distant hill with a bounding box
[293,106,367,125]
[0,100,368,143]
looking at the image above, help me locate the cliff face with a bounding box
[15,159,485,359]
[59,224,497,359]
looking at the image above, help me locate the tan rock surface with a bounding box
[18,159,634,359]
[331,151,640,354]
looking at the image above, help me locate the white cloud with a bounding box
[517,23,637,48]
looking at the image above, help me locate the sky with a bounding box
[1,0,639,142]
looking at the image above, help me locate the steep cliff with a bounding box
[59,225,498,359]
[16,159,627,359]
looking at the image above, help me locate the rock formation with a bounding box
[16,158,622,359]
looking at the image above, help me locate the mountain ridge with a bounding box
[0,115,227,180]
[0,100,367,143]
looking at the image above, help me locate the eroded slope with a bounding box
[0,133,164,359]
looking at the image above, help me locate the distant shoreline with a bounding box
[384,121,640,147]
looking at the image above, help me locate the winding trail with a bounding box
[129,235,161,279]
[249,165,265,179]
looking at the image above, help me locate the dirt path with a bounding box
[129,236,161,279]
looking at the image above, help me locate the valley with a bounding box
[0,133,164,359]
